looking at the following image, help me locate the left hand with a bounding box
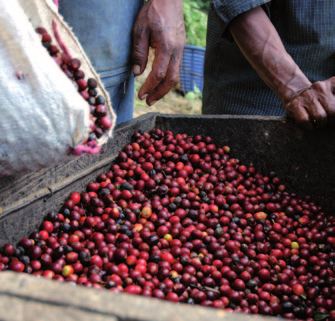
[132,0,186,106]
[284,78,335,130]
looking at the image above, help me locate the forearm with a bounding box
[229,7,311,105]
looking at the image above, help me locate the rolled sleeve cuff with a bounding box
[212,0,271,39]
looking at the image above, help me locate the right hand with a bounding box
[284,77,335,130]
[132,0,186,106]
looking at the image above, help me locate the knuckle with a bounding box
[132,49,146,63]
[312,81,325,91]
[291,110,310,128]
[168,76,178,87]
[155,70,167,81]
[165,39,176,51]
[284,101,299,117]
[133,25,149,44]
[174,38,184,49]
[322,99,331,110]
[313,80,323,87]
[132,48,145,58]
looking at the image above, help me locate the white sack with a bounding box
[0,0,115,176]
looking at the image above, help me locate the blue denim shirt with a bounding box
[59,0,144,88]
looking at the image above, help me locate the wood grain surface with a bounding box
[0,272,275,321]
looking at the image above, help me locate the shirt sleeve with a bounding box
[211,0,272,40]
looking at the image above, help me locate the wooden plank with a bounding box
[0,272,274,321]
[0,295,117,321]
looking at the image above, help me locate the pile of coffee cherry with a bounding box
[35,27,112,144]
[1,129,334,321]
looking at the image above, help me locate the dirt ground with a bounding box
[133,53,202,118]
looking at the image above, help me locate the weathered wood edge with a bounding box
[0,272,275,321]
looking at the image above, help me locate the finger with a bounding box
[138,47,171,100]
[146,52,181,105]
[286,102,314,130]
[310,80,335,126]
[132,22,150,76]
[318,93,335,125]
[295,107,315,130]
[306,96,328,128]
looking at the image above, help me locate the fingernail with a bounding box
[133,65,141,76]
[149,100,157,106]
[140,94,148,100]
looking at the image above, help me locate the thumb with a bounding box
[132,21,150,76]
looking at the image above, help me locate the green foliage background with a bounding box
[183,0,209,48]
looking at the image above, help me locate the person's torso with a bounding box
[270,0,335,81]
[204,0,335,116]
[59,0,144,84]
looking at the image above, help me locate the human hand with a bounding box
[284,78,335,130]
[132,0,186,106]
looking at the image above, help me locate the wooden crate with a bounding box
[0,113,334,320]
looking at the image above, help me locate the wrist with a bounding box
[273,57,312,106]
